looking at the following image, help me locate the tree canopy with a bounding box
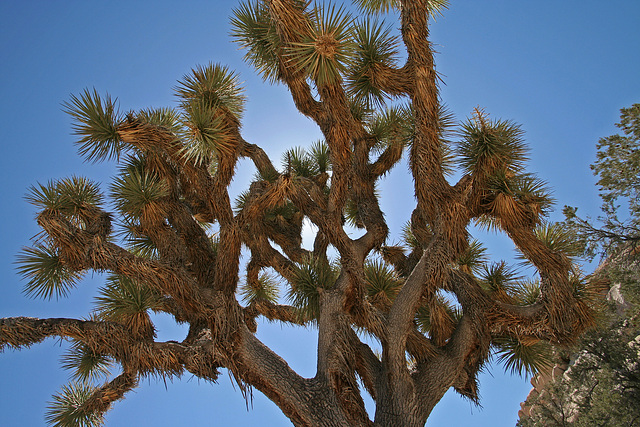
[0,1,601,426]
[564,104,640,261]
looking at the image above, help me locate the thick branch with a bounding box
[38,212,207,316]
[83,372,138,415]
[401,0,451,223]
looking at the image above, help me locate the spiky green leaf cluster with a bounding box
[401,221,423,251]
[457,112,528,176]
[364,259,402,306]
[368,105,455,174]
[231,0,283,83]
[288,256,338,321]
[367,106,412,153]
[240,272,280,304]
[16,244,84,300]
[347,19,398,106]
[110,157,169,219]
[179,100,227,164]
[352,0,399,14]
[116,219,159,259]
[265,201,300,225]
[94,275,163,335]
[519,222,582,262]
[26,176,103,217]
[435,105,458,176]
[480,261,521,301]
[492,336,553,377]
[511,280,541,305]
[45,382,104,427]
[282,147,318,177]
[175,63,245,118]
[309,140,331,173]
[456,239,488,274]
[62,88,123,163]
[61,341,113,382]
[288,4,355,85]
[488,172,554,212]
[414,296,460,336]
[175,63,245,161]
[353,0,449,16]
[137,107,182,134]
[281,142,331,177]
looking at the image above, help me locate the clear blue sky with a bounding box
[0,1,638,426]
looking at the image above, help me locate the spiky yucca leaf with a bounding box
[137,107,182,134]
[364,259,402,307]
[369,104,455,174]
[45,382,104,427]
[282,147,318,177]
[115,219,158,259]
[352,0,399,14]
[179,99,232,163]
[94,275,163,336]
[456,239,488,274]
[17,244,84,300]
[347,18,398,106]
[288,256,338,322]
[57,177,104,210]
[309,140,331,173]
[231,0,283,83]
[532,222,582,259]
[175,63,245,118]
[511,173,554,214]
[348,97,374,123]
[26,181,68,213]
[62,88,123,163]
[367,105,411,154]
[480,262,521,302]
[240,272,280,304]
[353,0,448,16]
[264,201,299,224]
[254,165,280,183]
[61,341,113,382]
[457,110,528,176]
[287,4,355,86]
[492,336,553,377]
[512,280,541,305]
[26,177,103,217]
[436,105,458,177]
[234,189,252,213]
[401,221,426,251]
[415,296,460,338]
[128,235,158,259]
[473,214,502,232]
[483,171,553,229]
[110,168,169,219]
[569,271,606,313]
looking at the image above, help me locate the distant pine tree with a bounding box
[519,104,640,426]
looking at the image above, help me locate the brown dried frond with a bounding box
[428,300,456,346]
[0,317,48,350]
[487,193,527,230]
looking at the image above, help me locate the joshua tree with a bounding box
[0,1,597,426]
